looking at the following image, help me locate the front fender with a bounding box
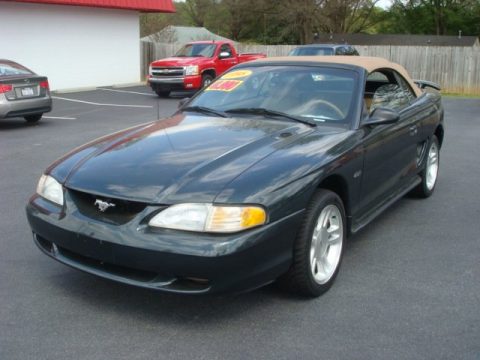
[215,130,363,222]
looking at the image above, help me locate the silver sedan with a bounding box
[0,60,52,123]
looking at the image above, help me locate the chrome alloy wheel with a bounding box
[309,204,344,284]
[426,140,439,190]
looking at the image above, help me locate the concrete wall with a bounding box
[1,1,140,90]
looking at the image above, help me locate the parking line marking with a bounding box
[52,96,153,108]
[97,88,157,97]
[43,116,77,120]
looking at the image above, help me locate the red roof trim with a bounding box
[10,0,175,12]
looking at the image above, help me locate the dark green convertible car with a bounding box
[26,57,444,297]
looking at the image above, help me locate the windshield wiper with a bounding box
[182,106,229,118]
[225,107,316,127]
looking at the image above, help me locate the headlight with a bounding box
[148,64,152,76]
[36,174,64,206]
[185,65,199,76]
[148,203,266,233]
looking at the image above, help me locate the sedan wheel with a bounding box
[24,114,42,123]
[278,189,346,297]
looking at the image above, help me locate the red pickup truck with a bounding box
[147,41,266,97]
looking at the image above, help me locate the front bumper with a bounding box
[147,75,202,91]
[26,194,302,294]
[0,94,52,119]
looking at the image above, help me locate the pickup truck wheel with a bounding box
[155,90,170,98]
[24,114,42,123]
[201,74,213,88]
[278,189,346,297]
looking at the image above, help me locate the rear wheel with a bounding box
[24,114,42,123]
[278,189,346,297]
[412,135,440,198]
[155,90,170,98]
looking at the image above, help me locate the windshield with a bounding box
[289,47,335,56]
[175,44,217,58]
[0,61,33,77]
[189,65,358,126]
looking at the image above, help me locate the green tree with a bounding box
[139,2,188,37]
[317,0,384,33]
[381,0,480,35]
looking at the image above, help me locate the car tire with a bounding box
[201,74,214,88]
[411,135,440,198]
[24,114,42,123]
[155,90,171,98]
[278,189,346,297]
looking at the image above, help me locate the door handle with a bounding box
[409,125,418,136]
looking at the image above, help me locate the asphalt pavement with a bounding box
[1,87,479,360]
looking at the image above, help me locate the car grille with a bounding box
[151,67,185,77]
[34,234,211,293]
[68,189,150,225]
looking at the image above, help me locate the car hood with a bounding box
[50,114,324,204]
[151,57,210,67]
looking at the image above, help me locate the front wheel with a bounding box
[155,90,170,98]
[278,189,346,297]
[24,114,42,123]
[201,74,213,88]
[411,135,440,198]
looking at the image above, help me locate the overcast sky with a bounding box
[377,0,393,9]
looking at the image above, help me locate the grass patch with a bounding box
[441,92,480,98]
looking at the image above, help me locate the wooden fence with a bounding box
[141,41,480,95]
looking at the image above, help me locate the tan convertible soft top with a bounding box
[253,56,423,97]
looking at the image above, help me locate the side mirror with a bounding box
[219,51,231,59]
[363,107,399,126]
[178,97,189,109]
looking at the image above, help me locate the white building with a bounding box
[1,0,174,90]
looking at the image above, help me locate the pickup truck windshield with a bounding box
[175,44,217,58]
[189,65,358,126]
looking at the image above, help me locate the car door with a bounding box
[394,71,438,156]
[357,70,420,215]
[216,43,238,76]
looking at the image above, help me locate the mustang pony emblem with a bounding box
[94,199,116,212]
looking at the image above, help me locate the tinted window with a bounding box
[345,46,359,55]
[220,44,233,57]
[0,61,33,77]
[367,70,414,112]
[395,73,416,102]
[190,65,358,126]
[175,44,216,58]
[289,47,335,56]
